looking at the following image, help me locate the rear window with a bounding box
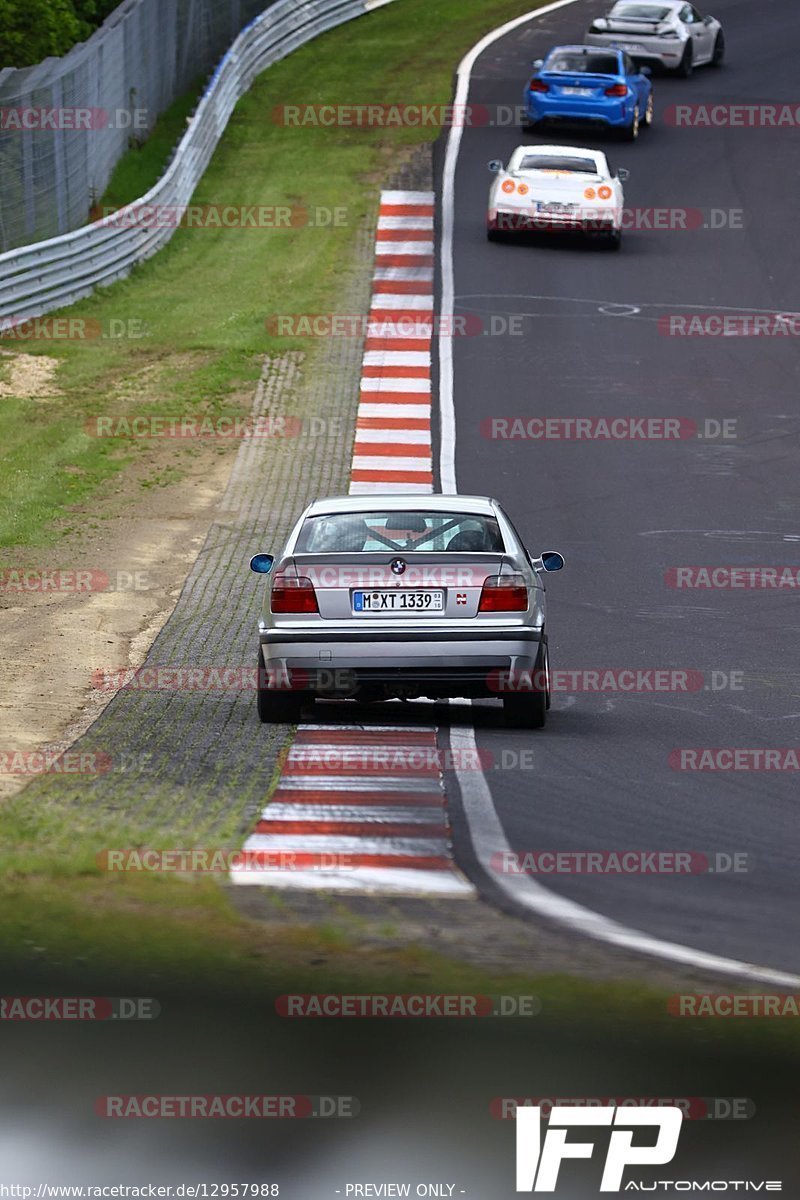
[295,511,505,553]
[611,4,672,18]
[518,155,599,173]
[545,52,620,73]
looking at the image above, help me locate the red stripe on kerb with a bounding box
[364,337,431,352]
[379,205,434,217]
[294,730,436,745]
[361,365,430,379]
[373,254,434,267]
[357,417,431,430]
[353,444,431,458]
[238,852,454,870]
[283,759,439,776]
[358,393,432,405]
[270,790,445,807]
[254,821,449,837]
[375,229,433,241]
[350,469,434,483]
[372,280,433,294]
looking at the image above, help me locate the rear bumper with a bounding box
[583,33,684,66]
[525,94,633,128]
[259,627,543,697]
[489,209,618,235]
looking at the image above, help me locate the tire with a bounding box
[642,91,654,127]
[711,31,725,66]
[256,650,303,724]
[605,228,622,251]
[676,42,693,77]
[503,644,547,730]
[487,225,501,242]
[622,105,640,141]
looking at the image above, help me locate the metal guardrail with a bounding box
[0,0,393,322]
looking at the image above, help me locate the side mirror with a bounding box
[249,553,274,574]
[639,65,652,77]
[616,166,630,182]
[488,159,504,174]
[540,551,565,572]
[531,58,544,69]
[703,13,714,23]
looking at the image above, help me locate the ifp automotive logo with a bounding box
[514,1105,782,1192]
[516,1105,682,1192]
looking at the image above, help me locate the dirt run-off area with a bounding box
[0,350,244,799]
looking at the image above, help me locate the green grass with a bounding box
[0,0,540,550]
[97,80,206,211]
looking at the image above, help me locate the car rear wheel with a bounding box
[676,43,693,77]
[503,645,548,729]
[642,92,654,127]
[256,650,304,724]
[711,31,725,66]
[622,105,640,141]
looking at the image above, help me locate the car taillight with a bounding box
[270,576,318,613]
[604,83,628,97]
[478,574,529,613]
[528,78,549,93]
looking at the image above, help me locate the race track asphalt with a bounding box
[438,0,800,971]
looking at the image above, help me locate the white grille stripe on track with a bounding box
[232,191,472,896]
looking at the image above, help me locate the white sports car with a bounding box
[487,145,628,249]
[584,1,724,77]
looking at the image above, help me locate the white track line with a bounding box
[437,0,800,988]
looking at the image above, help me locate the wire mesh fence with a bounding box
[0,0,389,320]
[0,0,275,253]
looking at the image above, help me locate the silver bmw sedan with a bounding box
[249,494,564,728]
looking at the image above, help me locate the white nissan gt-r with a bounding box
[487,144,628,249]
